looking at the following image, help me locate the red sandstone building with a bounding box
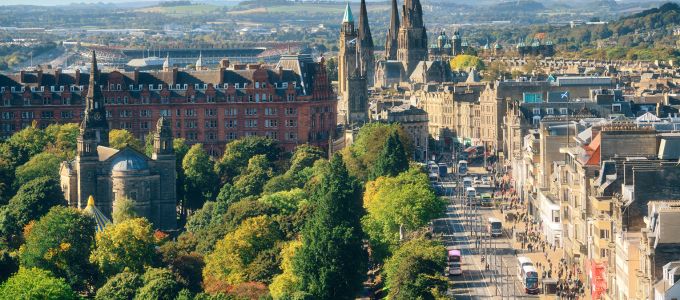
[0,53,336,155]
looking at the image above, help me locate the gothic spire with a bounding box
[403,0,424,28]
[357,0,373,49]
[385,0,399,60]
[85,50,103,112]
[342,2,354,24]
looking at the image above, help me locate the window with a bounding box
[120,110,132,118]
[207,132,216,141]
[245,119,258,128]
[160,109,171,117]
[612,103,622,112]
[3,98,9,106]
[41,111,54,119]
[225,120,238,128]
[265,107,277,115]
[120,122,132,129]
[21,111,34,119]
[186,120,197,128]
[532,108,541,115]
[248,95,253,102]
[286,94,294,101]
[245,132,257,137]
[43,97,50,105]
[140,121,149,129]
[205,119,218,128]
[552,210,560,223]
[205,108,217,117]
[286,119,297,127]
[226,132,238,140]
[62,97,70,105]
[265,119,278,128]
[245,108,257,116]
[255,82,260,89]
[161,96,169,104]
[140,110,151,117]
[285,107,297,115]
[206,96,215,103]
[600,249,608,258]
[23,97,31,106]
[185,109,196,117]
[600,229,610,239]
[546,108,554,115]
[186,132,197,141]
[142,96,150,104]
[225,108,238,116]
[2,112,14,119]
[187,95,195,103]
[559,108,568,115]
[286,131,297,141]
[265,131,278,140]
[123,96,128,104]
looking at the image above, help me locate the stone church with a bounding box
[60,51,177,230]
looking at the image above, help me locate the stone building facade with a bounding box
[60,51,177,230]
[0,54,335,155]
[337,2,370,125]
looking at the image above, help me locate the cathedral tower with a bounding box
[338,3,357,95]
[385,0,400,61]
[397,0,428,76]
[151,116,177,230]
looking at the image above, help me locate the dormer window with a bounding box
[255,82,260,89]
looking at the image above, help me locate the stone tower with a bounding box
[385,0,400,61]
[357,0,374,87]
[452,29,462,56]
[151,116,177,230]
[75,50,109,209]
[397,0,428,76]
[338,3,357,96]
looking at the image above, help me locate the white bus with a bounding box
[457,160,468,175]
[487,217,503,237]
[517,257,539,294]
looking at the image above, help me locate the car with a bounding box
[481,176,491,185]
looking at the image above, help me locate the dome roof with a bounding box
[111,151,148,172]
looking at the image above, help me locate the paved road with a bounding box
[434,167,541,299]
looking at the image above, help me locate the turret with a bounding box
[341,3,355,34]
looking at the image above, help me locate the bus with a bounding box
[457,160,468,175]
[447,249,462,276]
[517,257,539,294]
[465,187,477,206]
[462,177,473,189]
[487,217,502,237]
[480,193,493,207]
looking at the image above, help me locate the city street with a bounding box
[433,165,542,299]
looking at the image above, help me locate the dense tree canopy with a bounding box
[203,215,283,291]
[342,123,413,181]
[19,206,96,291]
[232,155,274,197]
[95,271,143,300]
[90,218,157,277]
[363,168,446,260]
[0,267,77,300]
[183,144,218,211]
[383,238,448,300]
[109,129,144,151]
[112,196,138,224]
[135,267,182,300]
[449,54,485,71]
[370,131,409,180]
[0,176,66,248]
[215,136,280,184]
[14,152,61,188]
[292,154,366,299]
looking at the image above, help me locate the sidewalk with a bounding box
[486,175,590,299]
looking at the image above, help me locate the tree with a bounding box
[232,155,274,197]
[258,188,307,215]
[90,218,157,277]
[203,215,283,291]
[370,132,409,180]
[0,176,66,248]
[342,123,413,181]
[0,250,18,282]
[19,206,96,291]
[112,196,138,224]
[95,271,143,300]
[0,267,77,300]
[135,267,181,300]
[215,136,280,184]
[158,240,205,294]
[14,152,61,188]
[383,238,448,300]
[173,139,190,224]
[449,54,485,71]
[183,144,218,212]
[269,240,302,299]
[289,144,325,174]
[7,123,47,166]
[109,129,143,151]
[362,168,446,261]
[292,154,366,299]
[44,123,79,159]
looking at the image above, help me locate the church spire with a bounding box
[385,0,399,60]
[357,0,373,49]
[85,50,104,112]
[342,2,354,24]
[77,50,109,156]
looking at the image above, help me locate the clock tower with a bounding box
[77,50,109,158]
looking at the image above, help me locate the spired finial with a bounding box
[87,195,95,207]
[343,2,354,24]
